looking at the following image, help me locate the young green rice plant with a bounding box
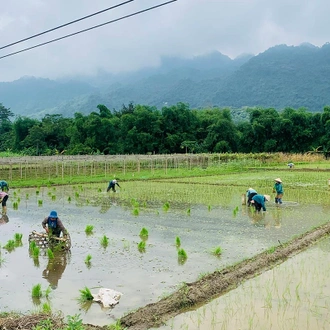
[175,236,181,248]
[98,188,102,192]
[32,246,40,258]
[132,207,139,216]
[32,283,42,298]
[138,240,146,253]
[66,314,84,330]
[25,193,29,199]
[178,248,188,264]
[29,240,37,251]
[211,246,222,257]
[75,192,80,198]
[38,199,43,206]
[131,198,139,208]
[79,287,93,302]
[12,201,18,210]
[85,225,94,235]
[44,286,52,298]
[42,302,52,314]
[208,205,211,212]
[233,206,239,217]
[68,196,72,202]
[186,208,191,216]
[85,254,92,267]
[139,227,149,239]
[14,233,23,243]
[163,201,170,212]
[4,239,15,252]
[266,246,276,254]
[51,195,56,201]
[17,197,21,203]
[47,248,54,259]
[100,235,109,248]
[13,191,17,197]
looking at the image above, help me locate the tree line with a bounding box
[0,102,330,156]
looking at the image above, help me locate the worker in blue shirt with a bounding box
[251,194,270,212]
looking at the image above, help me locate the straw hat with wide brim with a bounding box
[274,178,282,183]
[264,195,271,201]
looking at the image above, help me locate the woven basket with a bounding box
[28,231,71,251]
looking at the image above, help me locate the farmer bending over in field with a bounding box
[246,188,257,206]
[107,179,121,192]
[251,194,270,212]
[0,180,9,191]
[273,178,284,204]
[42,210,68,238]
[0,191,9,215]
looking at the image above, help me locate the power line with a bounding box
[0,0,177,60]
[0,0,135,51]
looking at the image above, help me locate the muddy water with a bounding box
[0,183,329,326]
[157,237,330,330]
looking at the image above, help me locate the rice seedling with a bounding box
[32,283,42,298]
[98,188,102,192]
[32,246,40,258]
[4,240,15,251]
[51,195,56,201]
[38,199,43,206]
[163,201,170,211]
[13,191,17,197]
[75,192,80,198]
[14,233,23,242]
[187,208,191,216]
[208,205,211,212]
[138,240,146,253]
[233,206,239,217]
[178,248,188,264]
[100,235,109,248]
[211,246,222,256]
[131,198,139,208]
[12,201,18,210]
[17,197,21,203]
[68,196,72,202]
[266,246,276,254]
[85,254,92,267]
[47,248,54,259]
[44,286,52,298]
[25,193,29,199]
[139,227,149,239]
[29,240,37,250]
[132,208,139,216]
[175,236,181,247]
[42,302,52,314]
[79,287,93,302]
[85,225,94,235]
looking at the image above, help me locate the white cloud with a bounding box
[0,0,329,81]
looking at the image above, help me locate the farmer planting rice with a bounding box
[251,194,270,211]
[246,187,258,206]
[42,210,68,238]
[273,178,284,204]
[107,179,121,192]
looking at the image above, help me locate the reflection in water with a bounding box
[42,251,70,289]
[245,206,282,229]
[0,214,9,225]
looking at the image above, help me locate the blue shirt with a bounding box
[252,194,267,211]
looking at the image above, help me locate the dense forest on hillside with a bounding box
[0,102,330,156]
[2,43,330,118]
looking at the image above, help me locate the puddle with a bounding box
[0,183,329,326]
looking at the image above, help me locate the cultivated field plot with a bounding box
[0,179,329,327]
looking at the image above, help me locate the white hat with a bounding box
[274,178,282,183]
[264,195,271,201]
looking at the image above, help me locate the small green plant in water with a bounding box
[14,233,23,242]
[68,196,72,202]
[47,248,54,259]
[12,201,18,210]
[38,199,43,206]
[36,190,40,195]
[100,235,109,248]
[4,240,15,251]
[85,254,92,267]
[175,236,181,247]
[132,208,139,216]
[79,287,93,302]
[32,283,42,298]
[186,208,191,216]
[51,195,56,201]
[211,246,222,256]
[85,225,94,235]
[178,248,188,263]
[233,206,239,217]
[163,201,170,212]
[139,227,149,238]
[75,192,80,198]
[32,246,40,258]
[42,302,52,314]
[208,205,211,212]
[138,240,146,252]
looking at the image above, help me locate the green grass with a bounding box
[85,225,94,235]
[32,284,42,298]
[211,246,222,256]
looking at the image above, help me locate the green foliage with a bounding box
[211,246,222,256]
[47,248,54,259]
[139,227,149,239]
[85,225,94,235]
[65,313,85,330]
[4,240,15,251]
[175,236,181,247]
[32,283,42,298]
[100,235,109,248]
[79,287,93,302]
[137,241,146,253]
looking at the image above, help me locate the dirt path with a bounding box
[1,221,330,330]
[119,221,330,330]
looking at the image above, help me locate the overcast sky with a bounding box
[0,0,328,82]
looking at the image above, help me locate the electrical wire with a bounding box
[0,0,135,51]
[0,0,178,60]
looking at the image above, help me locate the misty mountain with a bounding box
[1,44,330,118]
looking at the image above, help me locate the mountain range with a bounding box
[1,42,330,118]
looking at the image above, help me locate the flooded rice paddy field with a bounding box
[0,178,329,327]
[157,237,330,330]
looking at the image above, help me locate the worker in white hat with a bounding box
[273,178,284,204]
